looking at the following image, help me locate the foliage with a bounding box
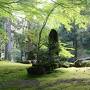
[14,32,26,55]
[74,60,90,67]
[46,0,89,29]
[0,0,90,65]
[10,48,21,61]
[59,44,74,59]
[38,49,48,62]
[0,28,8,44]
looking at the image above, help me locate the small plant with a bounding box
[27,61,59,75]
[74,60,82,67]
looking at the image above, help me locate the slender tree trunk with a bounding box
[73,35,78,60]
[5,44,8,59]
[21,50,23,61]
[71,19,78,60]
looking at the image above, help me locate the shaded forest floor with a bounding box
[0,61,90,90]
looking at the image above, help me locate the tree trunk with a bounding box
[5,44,8,59]
[21,50,23,61]
[71,19,78,60]
[73,36,78,60]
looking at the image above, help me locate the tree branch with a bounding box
[51,0,73,8]
[37,4,59,61]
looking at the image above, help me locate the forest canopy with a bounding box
[0,0,90,61]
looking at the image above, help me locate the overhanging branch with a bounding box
[38,4,58,49]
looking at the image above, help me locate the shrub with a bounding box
[73,60,90,67]
[58,61,70,68]
[22,60,32,64]
[27,62,58,75]
[26,51,35,60]
[60,56,67,62]
[69,63,75,67]
[27,65,46,75]
[62,62,70,68]
[81,61,90,67]
[74,60,82,67]
[38,49,49,62]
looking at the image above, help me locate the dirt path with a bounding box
[38,78,90,90]
[0,79,40,89]
[0,78,90,90]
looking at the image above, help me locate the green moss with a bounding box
[0,61,90,90]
